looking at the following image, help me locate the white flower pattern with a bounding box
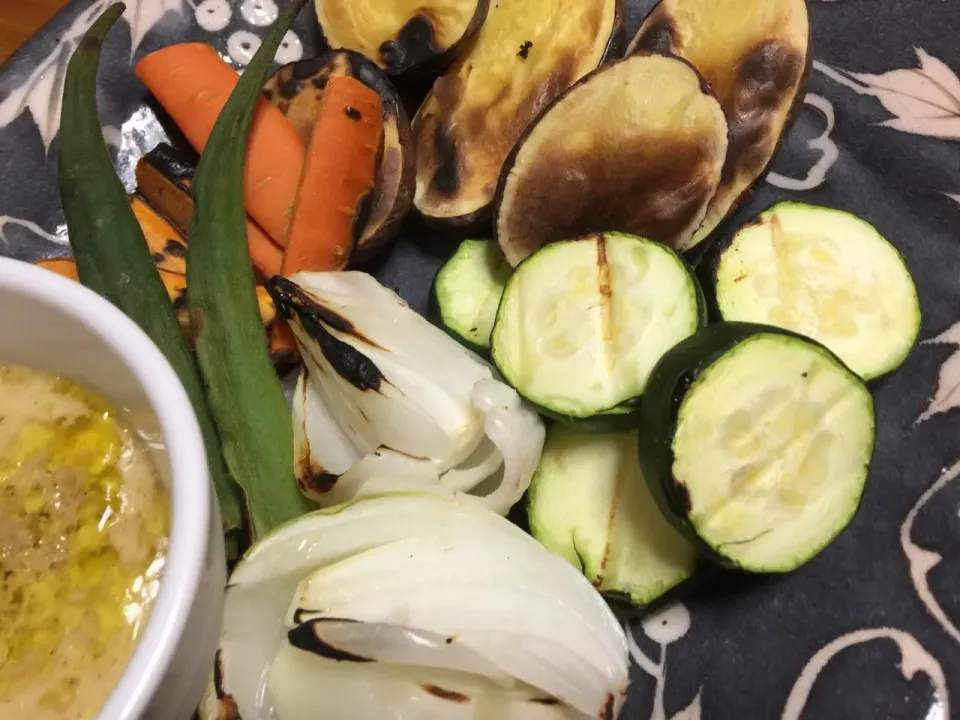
[766,93,840,191]
[0,0,302,149]
[627,604,702,720]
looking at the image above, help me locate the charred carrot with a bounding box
[34,258,80,281]
[268,77,383,358]
[32,256,277,344]
[281,76,383,274]
[135,156,284,279]
[135,43,306,247]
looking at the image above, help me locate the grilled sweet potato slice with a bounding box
[314,0,488,76]
[413,0,623,230]
[628,0,810,249]
[495,55,728,265]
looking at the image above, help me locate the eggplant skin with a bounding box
[494,54,728,266]
[314,0,489,77]
[412,0,623,231]
[263,51,415,263]
[628,0,810,249]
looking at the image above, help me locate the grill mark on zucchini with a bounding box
[596,234,615,372]
[58,2,244,539]
[593,465,621,589]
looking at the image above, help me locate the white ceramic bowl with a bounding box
[0,257,226,720]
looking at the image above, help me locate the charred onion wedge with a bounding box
[413,0,623,230]
[314,0,488,76]
[264,51,415,262]
[495,55,727,265]
[628,0,810,249]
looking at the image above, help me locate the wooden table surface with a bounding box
[0,0,71,65]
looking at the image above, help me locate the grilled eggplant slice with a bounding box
[413,0,623,230]
[495,54,727,266]
[264,51,415,262]
[314,0,489,76]
[628,0,810,249]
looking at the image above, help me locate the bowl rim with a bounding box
[0,257,211,719]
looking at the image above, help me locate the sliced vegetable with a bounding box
[33,258,277,347]
[204,493,630,720]
[131,196,187,274]
[58,2,243,538]
[263,51,415,262]
[135,148,284,279]
[529,429,698,607]
[431,238,510,353]
[628,0,810,247]
[135,42,307,247]
[413,0,623,229]
[711,203,921,380]
[639,322,875,573]
[269,271,545,514]
[314,0,489,75]
[281,76,383,275]
[495,55,727,266]
[34,257,79,281]
[187,0,313,540]
[268,75,383,362]
[491,233,705,423]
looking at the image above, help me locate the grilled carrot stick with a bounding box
[135,43,306,247]
[280,75,383,274]
[269,76,383,358]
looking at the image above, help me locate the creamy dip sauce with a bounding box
[0,364,169,720]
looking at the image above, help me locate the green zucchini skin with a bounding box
[58,3,244,539]
[539,399,643,433]
[429,239,512,357]
[187,0,314,540]
[427,272,493,359]
[637,321,859,570]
